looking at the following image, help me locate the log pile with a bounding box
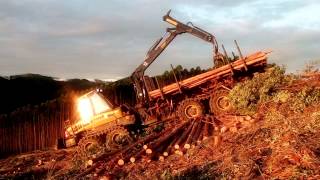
[78,114,259,179]
[148,51,269,99]
[105,118,215,166]
[140,115,253,159]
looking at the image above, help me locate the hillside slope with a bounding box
[0,68,319,179]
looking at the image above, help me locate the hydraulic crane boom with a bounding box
[132,10,223,105]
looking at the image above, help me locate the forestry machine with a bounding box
[63,90,136,153]
[63,10,268,154]
[131,10,267,124]
[132,10,224,108]
[131,10,231,124]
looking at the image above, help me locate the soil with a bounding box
[1,72,320,179]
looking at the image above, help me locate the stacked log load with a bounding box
[149,51,269,98]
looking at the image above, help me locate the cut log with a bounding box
[172,120,195,148]
[213,136,221,146]
[133,120,190,160]
[174,144,180,149]
[146,149,152,155]
[174,150,183,155]
[165,120,193,153]
[202,121,210,140]
[159,156,164,161]
[185,120,200,145]
[87,160,93,167]
[117,159,124,166]
[130,157,135,163]
[184,144,191,149]
[163,152,169,157]
[104,124,177,169]
[192,121,204,144]
[148,51,269,98]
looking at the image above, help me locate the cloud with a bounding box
[0,0,319,79]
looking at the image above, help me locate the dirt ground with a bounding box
[1,102,319,179]
[1,71,320,180]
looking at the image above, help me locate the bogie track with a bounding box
[77,126,133,157]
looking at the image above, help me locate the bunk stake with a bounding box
[234,40,248,71]
[232,52,237,60]
[170,64,182,93]
[222,44,234,76]
[155,76,165,100]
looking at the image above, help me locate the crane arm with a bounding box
[131,10,222,105]
[163,11,219,53]
[132,31,178,103]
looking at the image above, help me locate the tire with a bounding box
[177,99,204,121]
[209,88,233,115]
[78,138,101,157]
[105,127,132,151]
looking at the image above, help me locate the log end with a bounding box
[163,152,169,157]
[159,156,164,161]
[146,148,152,154]
[86,159,93,167]
[174,150,183,156]
[184,144,191,149]
[118,159,125,166]
[130,157,135,163]
[174,144,180,149]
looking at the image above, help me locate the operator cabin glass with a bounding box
[78,98,93,124]
[77,92,112,124]
[90,93,111,114]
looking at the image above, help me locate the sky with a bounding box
[0,0,319,81]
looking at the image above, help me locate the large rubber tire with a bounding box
[177,99,204,121]
[78,138,101,157]
[105,127,132,151]
[209,89,233,115]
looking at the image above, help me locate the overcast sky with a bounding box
[0,0,319,80]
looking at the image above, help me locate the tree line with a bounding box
[0,65,206,157]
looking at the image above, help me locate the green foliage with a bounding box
[297,87,320,106]
[272,90,291,103]
[229,65,289,115]
[229,64,320,115]
[288,87,320,113]
[309,111,320,130]
[156,65,206,86]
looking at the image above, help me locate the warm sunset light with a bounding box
[77,91,111,124]
[1,1,319,179]
[77,97,93,124]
